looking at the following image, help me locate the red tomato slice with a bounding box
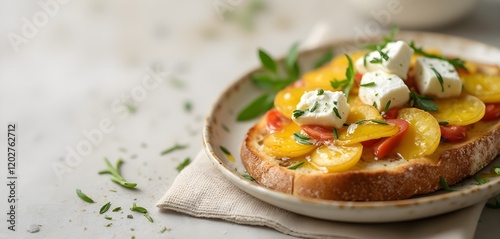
[383,107,400,120]
[266,109,290,131]
[354,73,363,86]
[301,125,334,141]
[440,125,467,142]
[361,138,381,147]
[482,103,500,121]
[373,119,409,159]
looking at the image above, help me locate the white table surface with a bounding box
[1,0,499,238]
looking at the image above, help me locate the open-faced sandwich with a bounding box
[240,33,500,201]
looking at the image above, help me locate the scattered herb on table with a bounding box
[100,202,111,214]
[125,102,137,113]
[176,158,191,172]
[76,189,95,203]
[237,43,302,121]
[104,215,112,220]
[99,158,137,189]
[105,223,112,227]
[144,214,154,223]
[112,207,122,212]
[161,144,188,156]
[160,226,171,233]
[184,101,192,113]
[130,203,148,213]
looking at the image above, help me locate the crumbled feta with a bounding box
[292,90,349,128]
[414,57,461,98]
[358,70,410,111]
[355,41,414,79]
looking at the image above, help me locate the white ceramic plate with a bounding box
[203,31,500,223]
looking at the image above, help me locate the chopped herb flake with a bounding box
[161,144,188,155]
[439,121,449,125]
[242,174,256,182]
[292,110,305,118]
[317,89,324,95]
[220,146,231,155]
[176,158,191,172]
[309,102,319,112]
[293,132,313,145]
[105,215,112,220]
[105,223,112,227]
[333,107,341,119]
[431,67,445,92]
[360,82,375,87]
[144,214,154,223]
[130,203,148,213]
[112,207,122,212]
[439,177,455,192]
[99,158,137,189]
[333,128,339,139]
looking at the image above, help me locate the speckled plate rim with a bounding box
[202,31,500,222]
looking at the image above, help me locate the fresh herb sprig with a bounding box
[293,132,313,145]
[176,158,191,172]
[409,90,438,112]
[409,41,467,70]
[99,158,137,189]
[330,54,355,99]
[161,144,188,156]
[237,43,302,121]
[130,203,148,213]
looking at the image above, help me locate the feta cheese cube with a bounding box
[414,57,462,98]
[292,90,349,128]
[358,70,410,111]
[355,41,414,79]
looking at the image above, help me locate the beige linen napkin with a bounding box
[157,151,485,239]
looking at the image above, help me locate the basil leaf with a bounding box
[313,50,334,69]
[251,73,292,91]
[410,91,438,112]
[258,49,277,73]
[237,93,275,121]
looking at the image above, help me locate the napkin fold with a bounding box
[157,151,485,239]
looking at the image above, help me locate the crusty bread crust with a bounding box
[241,117,500,201]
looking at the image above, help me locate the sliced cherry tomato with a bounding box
[373,119,409,159]
[440,125,467,142]
[361,138,380,147]
[482,103,500,121]
[301,125,334,141]
[354,73,363,85]
[383,107,400,120]
[265,109,289,131]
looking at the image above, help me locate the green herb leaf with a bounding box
[76,189,95,203]
[105,223,112,227]
[251,73,292,91]
[236,93,275,121]
[317,89,324,95]
[286,42,300,77]
[293,132,313,145]
[439,121,449,125]
[383,100,391,113]
[309,101,318,112]
[258,48,277,73]
[242,173,256,182]
[409,41,467,70]
[410,90,438,112]
[333,107,342,119]
[474,176,489,185]
[360,82,375,87]
[287,161,305,170]
[130,203,148,213]
[333,128,338,139]
[220,146,231,155]
[161,144,188,155]
[355,119,388,125]
[439,177,455,192]
[493,165,500,175]
[100,202,111,214]
[292,110,305,118]
[373,101,378,108]
[176,158,191,172]
[104,215,112,220]
[330,79,350,89]
[112,207,122,212]
[160,227,171,233]
[99,158,137,189]
[144,214,154,223]
[125,102,137,113]
[184,101,192,113]
[313,50,334,69]
[431,67,445,92]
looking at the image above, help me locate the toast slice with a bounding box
[241,117,500,201]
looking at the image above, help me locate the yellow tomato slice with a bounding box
[393,108,440,159]
[263,123,316,158]
[462,74,500,103]
[274,86,316,119]
[303,51,365,90]
[431,95,485,126]
[346,104,383,124]
[309,143,363,172]
[335,122,398,146]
